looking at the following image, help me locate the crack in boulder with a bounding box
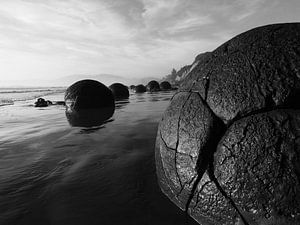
[155,23,300,225]
[208,162,250,225]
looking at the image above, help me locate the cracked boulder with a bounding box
[155,23,300,225]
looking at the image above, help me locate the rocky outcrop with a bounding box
[155,23,300,225]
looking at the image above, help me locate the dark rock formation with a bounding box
[134,84,147,93]
[65,80,115,127]
[160,81,172,90]
[109,83,129,99]
[65,79,115,110]
[156,23,300,225]
[34,98,52,107]
[146,80,160,92]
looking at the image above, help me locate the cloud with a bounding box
[229,0,267,22]
[0,0,299,84]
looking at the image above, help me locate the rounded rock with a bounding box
[146,80,160,92]
[134,84,147,93]
[160,81,172,90]
[182,23,300,124]
[109,83,129,99]
[155,23,300,225]
[215,110,300,224]
[65,79,115,110]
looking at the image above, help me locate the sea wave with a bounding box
[0,87,66,106]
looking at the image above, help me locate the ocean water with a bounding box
[0,87,65,106]
[0,88,197,225]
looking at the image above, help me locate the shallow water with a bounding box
[0,90,197,225]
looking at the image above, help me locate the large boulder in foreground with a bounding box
[156,23,300,225]
[109,83,129,99]
[65,79,115,110]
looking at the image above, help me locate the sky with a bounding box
[0,0,300,85]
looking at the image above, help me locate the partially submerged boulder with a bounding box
[65,80,115,127]
[160,81,172,90]
[156,23,300,225]
[65,79,115,110]
[146,80,160,92]
[109,83,129,99]
[134,84,147,93]
[34,98,52,107]
[66,107,114,127]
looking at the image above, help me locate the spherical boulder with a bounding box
[160,81,172,90]
[65,79,115,110]
[146,80,160,92]
[134,84,147,93]
[109,83,129,99]
[156,23,300,225]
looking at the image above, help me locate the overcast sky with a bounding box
[0,0,299,83]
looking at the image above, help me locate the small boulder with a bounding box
[109,83,129,99]
[160,81,172,90]
[134,84,147,93]
[35,98,52,107]
[146,80,160,92]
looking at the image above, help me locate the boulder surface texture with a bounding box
[109,83,129,99]
[155,23,300,225]
[65,79,115,110]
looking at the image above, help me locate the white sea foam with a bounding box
[0,87,65,106]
